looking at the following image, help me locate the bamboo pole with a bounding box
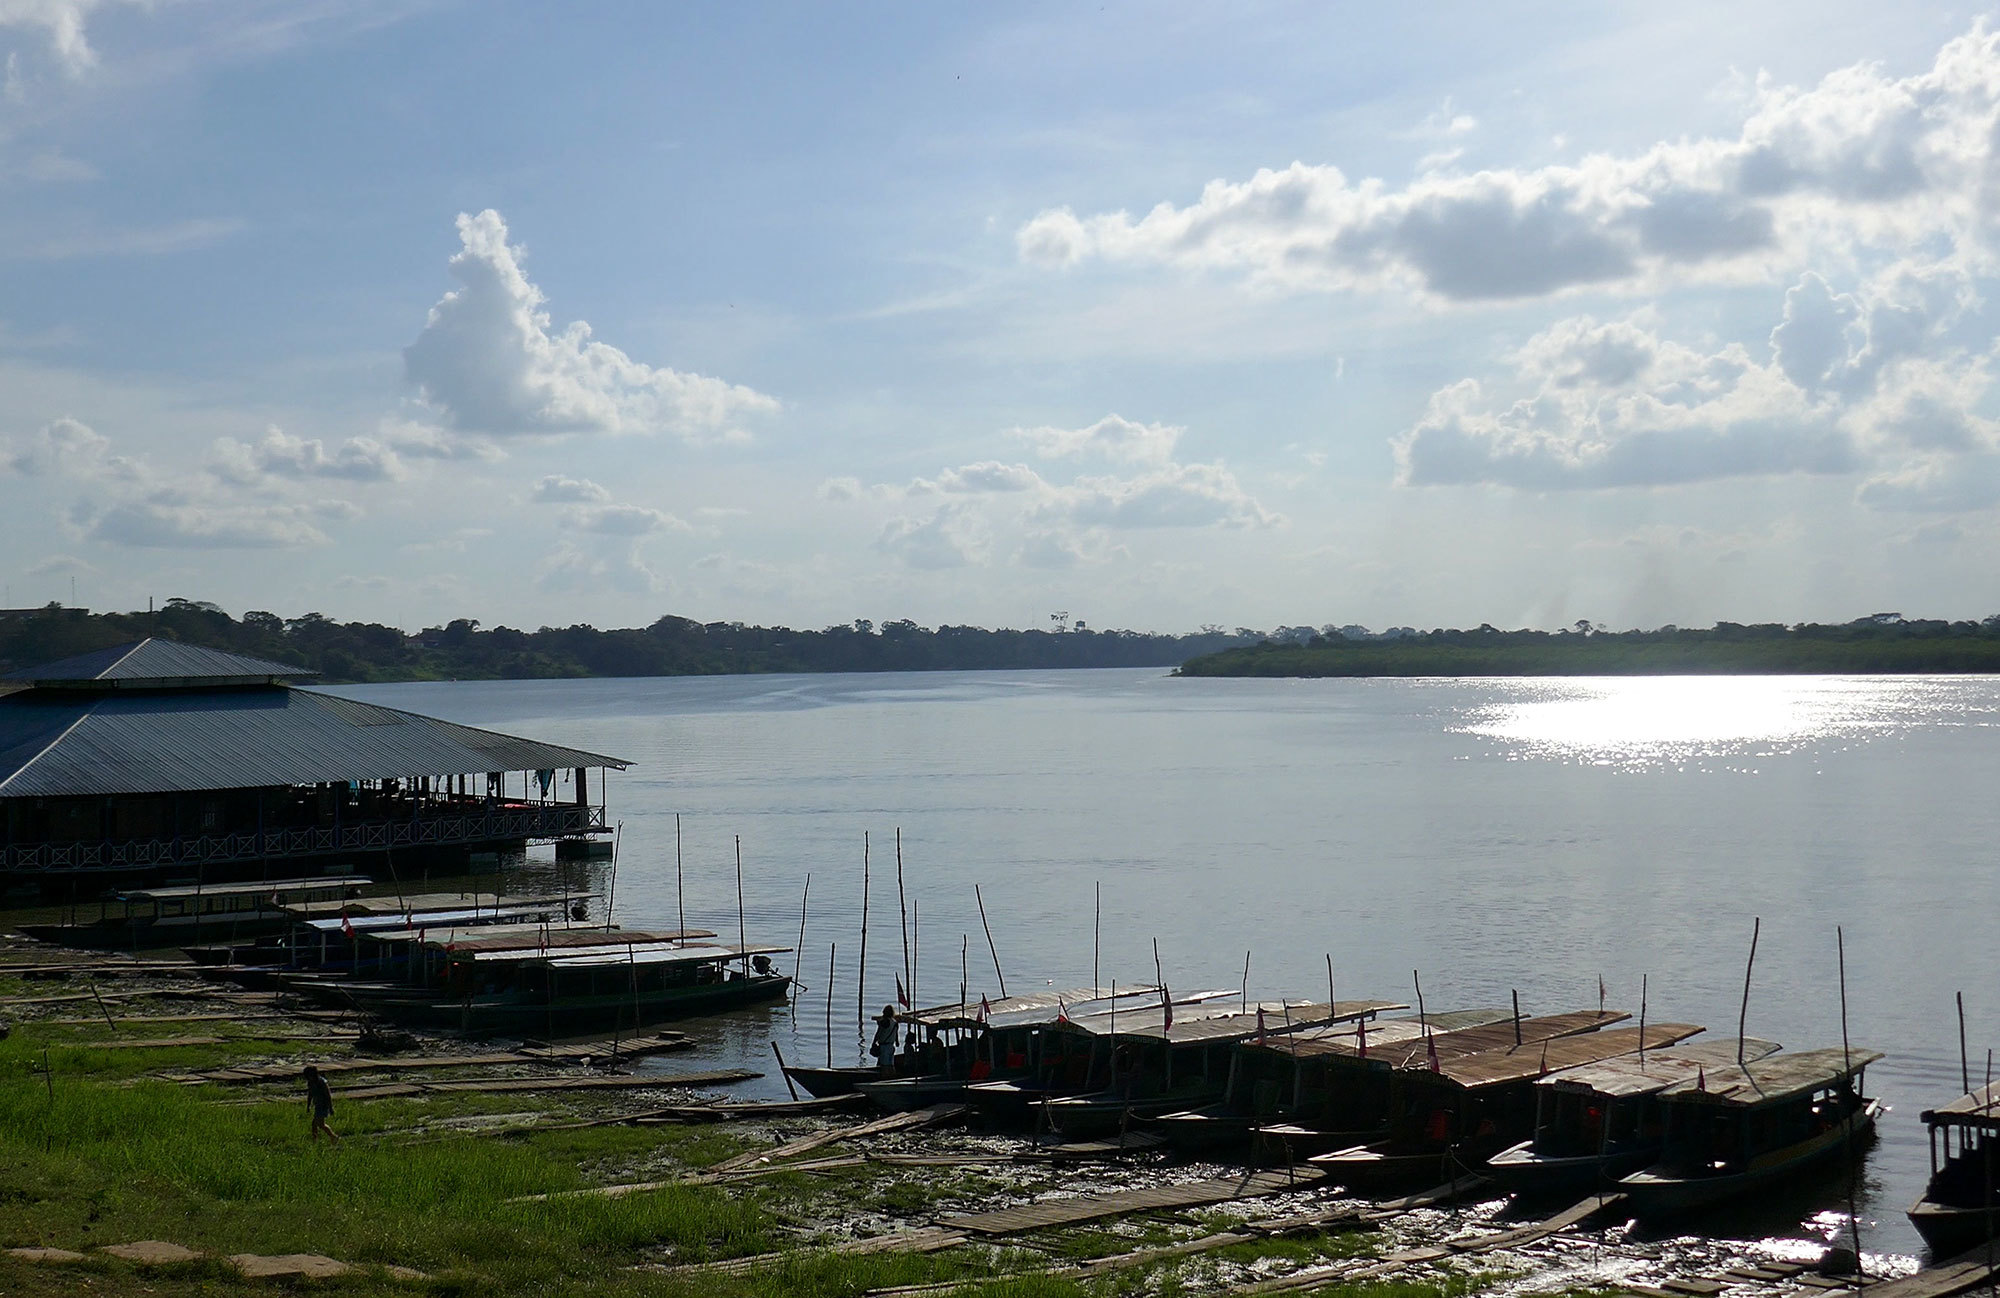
[607,820,622,926]
[858,831,870,1038]
[825,942,836,1068]
[772,1041,799,1101]
[976,883,1007,998]
[1325,954,1335,1018]
[791,873,811,1002]
[1093,880,1101,991]
[735,836,747,970]
[1737,916,1760,1070]
[1838,925,1862,1281]
[674,813,685,940]
[911,898,919,1008]
[1639,973,1648,1060]
[1241,951,1251,1014]
[1511,988,1521,1046]
[896,829,911,1000]
[1961,990,1973,1095]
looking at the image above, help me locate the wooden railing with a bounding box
[1,803,606,872]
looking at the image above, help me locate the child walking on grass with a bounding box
[303,1064,340,1143]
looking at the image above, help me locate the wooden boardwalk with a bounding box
[937,1168,1325,1236]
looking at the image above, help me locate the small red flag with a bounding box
[340,908,354,939]
[978,994,991,1023]
[1056,994,1069,1024]
[1255,1006,1267,1045]
[1162,985,1173,1035]
[895,974,910,1009]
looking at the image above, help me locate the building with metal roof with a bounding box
[0,639,628,889]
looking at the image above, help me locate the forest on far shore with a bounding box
[7,601,2000,684]
[1175,614,2000,676]
[0,600,1262,682]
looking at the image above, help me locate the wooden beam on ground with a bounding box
[936,1169,1325,1237]
[1861,1245,2000,1298]
[706,1104,969,1176]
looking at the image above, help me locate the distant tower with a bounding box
[1050,610,1070,634]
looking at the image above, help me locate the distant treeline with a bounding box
[1177,616,2000,677]
[0,601,1262,683]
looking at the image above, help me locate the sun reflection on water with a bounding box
[1456,676,1980,770]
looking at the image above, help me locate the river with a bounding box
[332,668,2000,1259]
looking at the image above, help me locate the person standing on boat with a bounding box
[870,1005,899,1072]
[302,1065,340,1144]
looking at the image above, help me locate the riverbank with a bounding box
[0,903,1923,1298]
[1176,622,2000,677]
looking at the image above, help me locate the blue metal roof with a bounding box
[5,638,318,687]
[0,684,628,797]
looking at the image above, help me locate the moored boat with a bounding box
[1488,1038,1780,1196]
[1619,1046,1882,1216]
[1909,1080,2000,1255]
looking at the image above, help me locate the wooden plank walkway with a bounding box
[330,1069,758,1100]
[937,1168,1325,1237]
[707,1104,968,1175]
[1857,1245,2000,1298]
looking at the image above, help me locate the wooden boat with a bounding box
[1619,1046,1882,1215]
[1247,1008,1620,1163]
[24,875,369,948]
[1310,1020,1702,1192]
[783,1065,882,1098]
[1909,1080,2000,1255]
[1487,1038,1780,1196]
[1039,998,1406,1140]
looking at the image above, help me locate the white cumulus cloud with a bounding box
[404,209,780,440]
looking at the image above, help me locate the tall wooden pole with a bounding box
[1961,990,1973,1095]
[1511,989,1521,1046]
[1093,880,1101,991]
[735,835,747,969]
[1326,953,1336,1018]
[1838,925,1863,1280]
[976,883,1007,998]
[1241,951,1251,1014]
[1737,916,1760,1070]
[1639,973,1649,1059]
[825,941,836,1068]
[911,898,919,1008]
[858,832,871,1038]
[791,873,810,1001]
[674,813,685,939]
[896,828,911,999]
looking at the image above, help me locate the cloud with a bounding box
[530,473,611,503]
[25,552,93,576]
[561,502,686,535]
[1012,414,1181,465]
[404,209,780,440]
[876,506,981,569]
[4,415,136,478]
[1048,461,1281,529]
[210,427,403,484]
[1016,27,2000,302]
[817,476,863,502]
[1395,315,1861,489]
[536,540,665,595]
[1858,453,2000,512]
[0,0,112,77]
[82,492,333,549]
[383,419,505,463]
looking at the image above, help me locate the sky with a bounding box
[2,2,1999,634]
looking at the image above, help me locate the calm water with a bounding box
[334,668,2000,1259]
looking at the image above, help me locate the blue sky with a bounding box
[1,1,1995,633]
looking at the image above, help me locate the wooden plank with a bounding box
[707,1104,969,1175]
[937,1169,1324,1237]
[1446,1192,1626,1253]
[1860,1246,2000,1298]
[422,1070,758,1095]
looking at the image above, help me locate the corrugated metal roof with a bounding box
[6,639,318,685]
[0,684,628,796]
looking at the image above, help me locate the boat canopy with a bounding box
[112,874,369,902]
[1921,1080,2000,1130]
[1432,1023,1704,1090]
[1655,1045,1882,1107]
[1537,1038,1781,1097]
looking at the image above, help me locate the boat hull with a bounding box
[856,1076,973,1112]
[783,1065,881,1098]
[1044,1089,1225,1139]
[1487,1140,1658,1197]
[1621,1099,1880,1216]
[1908,1198,2000,1257]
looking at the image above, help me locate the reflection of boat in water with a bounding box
[24,875,370,948]
[1488,1038,1780,1196]
[1909,1080,2000,1255]
[1619,1046,1882,1216]
[1310,1019,1703,1192]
